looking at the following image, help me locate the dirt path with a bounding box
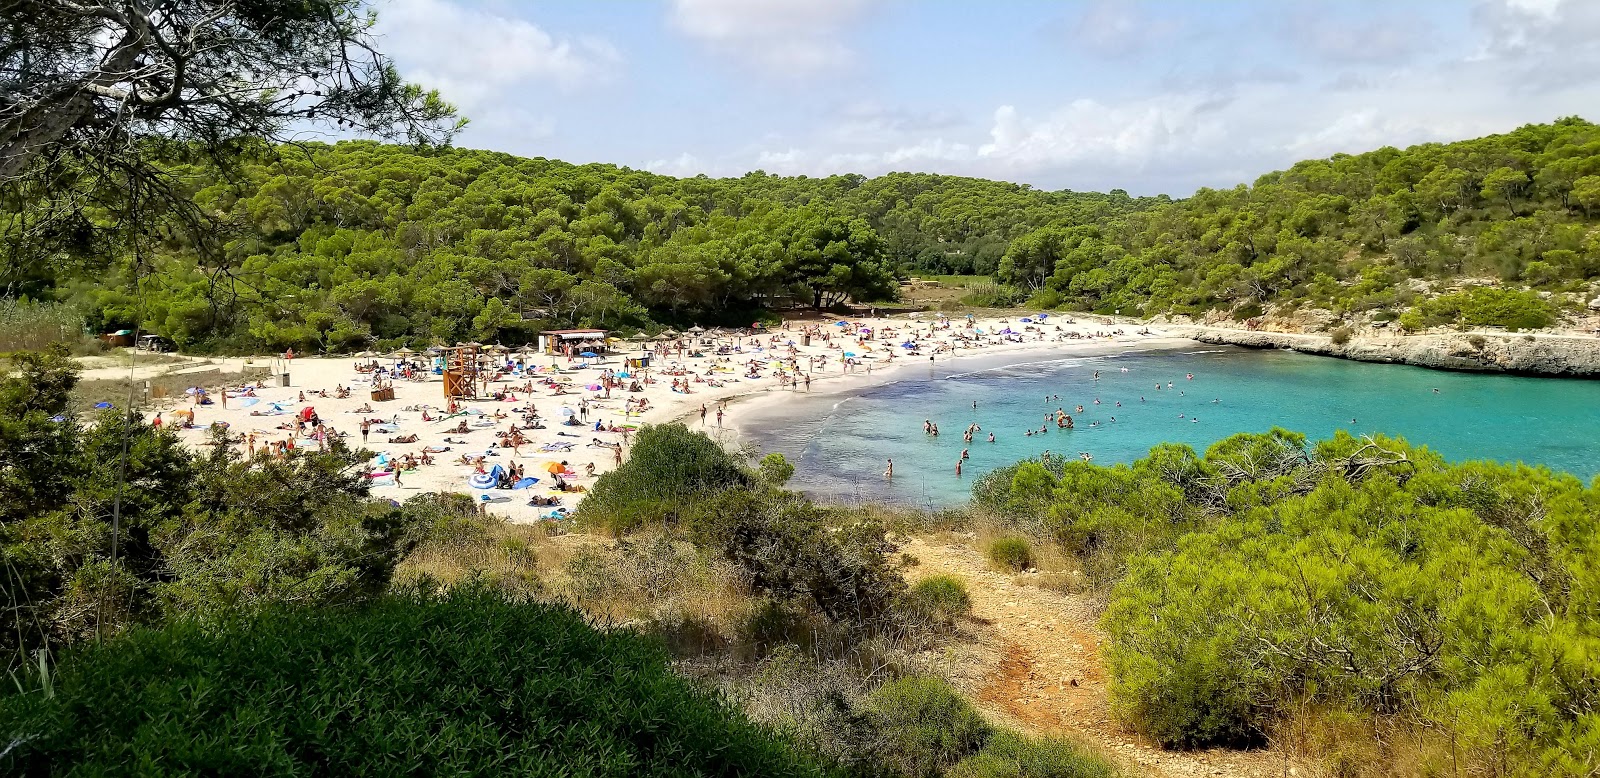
[903,536,1298,778]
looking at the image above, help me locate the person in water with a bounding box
[884,458,893,479]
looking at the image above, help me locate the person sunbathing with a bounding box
[388,434,418,443]
[451,420,471,434]
[353,403,374,413]
[527,495,563,507]
[418,451,435,465]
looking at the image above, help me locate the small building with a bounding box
[537,329,608,355]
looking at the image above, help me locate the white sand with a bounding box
[147,314,1181,523]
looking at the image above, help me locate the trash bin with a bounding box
[278,372,291,387]
[802,334,811,346]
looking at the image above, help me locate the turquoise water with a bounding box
[736,344,1600,508]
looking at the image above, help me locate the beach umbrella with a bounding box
[545,462,567,474]
[843,351,857,357]
[1020,317,1033,323]
[586,384,602,391]
[579,351,598,358]
[395,347,416,355]
[467,473,496,490]
[356,350,376,357]
[901,341,916,348]
[688,325,705,333]
[513,477,540,489]
[1037,313,1050,319]
[94,401,113,409]
[560,407,576,416]
[834,321,848,327]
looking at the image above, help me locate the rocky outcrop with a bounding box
[1173,326,1600,377]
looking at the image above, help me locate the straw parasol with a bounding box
[486,344,509,353]
[355,350,377,358]
[392,347,416,357]
[688,325,705,333]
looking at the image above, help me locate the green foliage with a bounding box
[994,118,1600,326]
[1416,286,1557,330]
[864,676,994,778]
[949,732,1121,778]
[986,536,1034,572]
[577,422,752,534]
[0,351,424,666]
[904,574,973,626]
[984,430,1600,774]
[1330,325,1353,345]
[759,452,796,486]
[0,586,832,776]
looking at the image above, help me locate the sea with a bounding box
[733,343,1600,509]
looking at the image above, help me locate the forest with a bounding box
[16,143,1146,352]
[8,119,1599,354]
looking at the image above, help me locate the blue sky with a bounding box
[368,0,1600,196]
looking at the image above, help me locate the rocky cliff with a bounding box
[1172,326,1600,377]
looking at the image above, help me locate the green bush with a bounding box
[950,731,1120,778]
[864,676,993,777]
[986,536,1034,572]
[1330,325,1353,345]
[1418,286,1557,331]
[577,423,753,534]
[905,574,973,626]
[0,586,832,776]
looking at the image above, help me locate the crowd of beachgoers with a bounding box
[146,313,1175,523]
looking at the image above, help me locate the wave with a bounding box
[945,358,1087,380]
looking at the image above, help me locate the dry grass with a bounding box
[394,515,569,595]
[74,366,270,409]
[1274,708,1464,778]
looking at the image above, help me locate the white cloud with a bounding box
[1069,0,1182,58]
[643,152,707,178]
[667,0,875,76]
[379,0,621,106]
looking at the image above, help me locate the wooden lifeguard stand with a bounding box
[442,344,480,399]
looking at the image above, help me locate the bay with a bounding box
[733,344,1600,509]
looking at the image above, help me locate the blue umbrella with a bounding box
[1037,313,1050,319]
[513,477,540,489]
[843,352,857,357]
[901,342,916,348]
[1020,317,1033,323]
[579,351,598,357]
[467,473,496,489]
[94,401,113,409]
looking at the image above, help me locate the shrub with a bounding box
[0,586,831,776]
[950,731,1120,778]
[1330,325,1353,345]
[1230,302,1264,321]
[864,676,993,777]
[986,536,1034,572]
[1466,333,1488,350]
[577,423,753,534]
[904,575,972,626]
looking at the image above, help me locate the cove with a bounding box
[734,344,1600,509]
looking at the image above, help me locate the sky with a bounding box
[367,0,1600,196]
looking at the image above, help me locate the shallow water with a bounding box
[734,344,1600,509]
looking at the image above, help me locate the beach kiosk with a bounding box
[537,329,608,356]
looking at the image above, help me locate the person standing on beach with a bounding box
[700,404,708,424]
[360,419,370,446]
[716,407,724,427]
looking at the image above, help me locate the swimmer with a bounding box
[955,459,962,476]
[1140,397,1146,402]
[988,432,995,443]
[1213,398,1220,403]
[1191,418,1199,423]
[1115,401,1121,407]
[1432,388,1440,394]
[1178,414,1185,419]
[884,459,893,479]
[1110,417,1116,423]
[1186,373,1193,380]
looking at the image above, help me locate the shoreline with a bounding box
[1169,324,1600,378]
[140,314,1172,524]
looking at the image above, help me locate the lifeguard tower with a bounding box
[442,344,480,399]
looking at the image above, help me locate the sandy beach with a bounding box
[143,313,1180,523]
